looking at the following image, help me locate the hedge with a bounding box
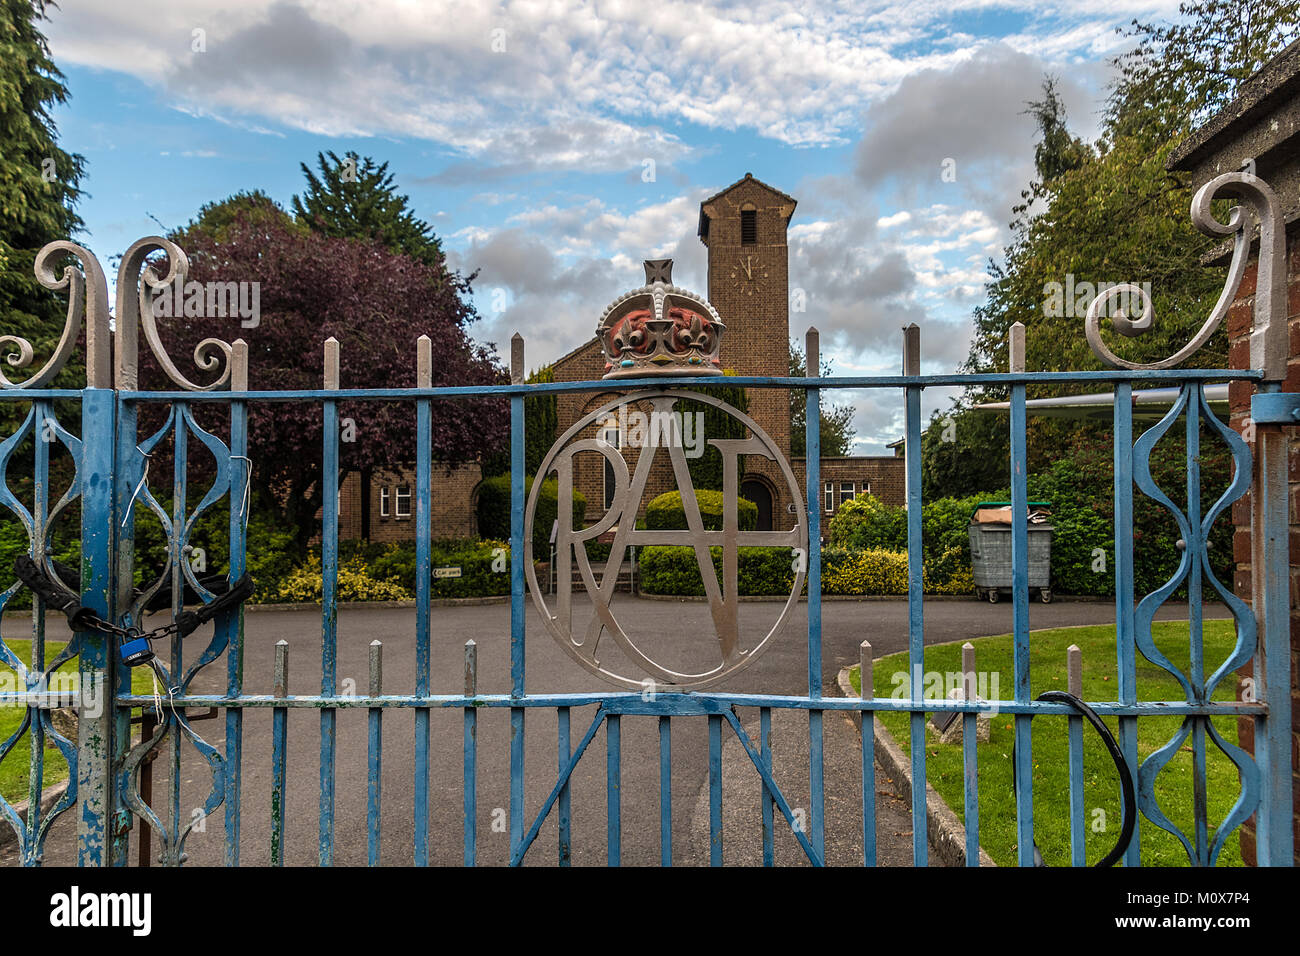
[637,545,974,597]
[645,489,756,532]
[476,475,585,555]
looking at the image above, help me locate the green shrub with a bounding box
[639,546,795,596]
[476,475,585,555]
[638,544,967,596]
[644,489,756,532]
[827,495,905,550]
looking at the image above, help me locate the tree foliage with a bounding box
[0,0,86,391]
[683,373,750,491]
[964,1,1299,392]
[291,151,443,268]
[789,342,855,457]
[919,403,1010,501]
[153,198,505,550]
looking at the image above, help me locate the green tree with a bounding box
[919,404,1010,501]
[965,2,1299,389]
[684,373,750,492]
[789,343,856,457]
[174,190,305,248]
[292,151,442,267]
[0,0,86,387]
[1112,0,1300,132]
[482,364,556,478]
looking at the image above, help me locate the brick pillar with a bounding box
[1228,235,1300,865]
[1168,37,1300,865]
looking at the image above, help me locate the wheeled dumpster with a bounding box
[968,501,1054,603]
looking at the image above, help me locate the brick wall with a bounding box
[1228,236,1300,865]
[333,463,483,542]
[799,457,907,518]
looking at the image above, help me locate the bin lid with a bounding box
[972,501,1053,526]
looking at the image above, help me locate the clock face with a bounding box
[728,254,769,296]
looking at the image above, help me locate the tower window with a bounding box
[740,209,757,245]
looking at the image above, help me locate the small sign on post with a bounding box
[434,567,462,579]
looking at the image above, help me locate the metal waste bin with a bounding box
[968,500,1054,603]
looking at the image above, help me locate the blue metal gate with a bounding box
[0,171,1292,866]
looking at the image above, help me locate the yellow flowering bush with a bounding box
[274,554,414,603]
[822,548,909,595]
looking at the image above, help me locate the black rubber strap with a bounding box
[174,573,255,637]
[13,554,91,628]
[1035,691,1137,868]
[14,555,254,639]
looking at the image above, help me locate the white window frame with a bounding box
[395,484,412,518]
[840,482,855,505]
[379,486,390,518]
[824,481,834,513]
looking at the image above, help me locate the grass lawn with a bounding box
[0,639,153,805]
[847,620,1246,867]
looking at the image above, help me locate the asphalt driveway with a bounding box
[5,595,1227,867]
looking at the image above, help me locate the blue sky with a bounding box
[40,0,1179,451]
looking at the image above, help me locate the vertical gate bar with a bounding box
[1251,386,1293,865]
[859,643,875,867]
[607,713,621,866]
[225,340,248,866]
[509,334,526,855]
[708,712,722,866]
[415,336,433,867]
[464,640,478,867]
[1009,323,1034,867]
[138,714,154,868]
[1067,644,1085,867]
[804,328,825,860]
[1113,381,1140,865]
[319,338,340,866]
[27,402,50,855]
[169,402,188,857]
[558,705,571,866]
[961,642,979,867]
[760,706,774,866]
[659,715,671,866]
[108,391,137,865]
[367,640,383,866]
[1186,384,1208,864]
[903,323,927,866]
[270,640,288,866]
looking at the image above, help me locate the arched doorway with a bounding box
[740,479,774,531]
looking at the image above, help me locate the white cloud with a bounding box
[46,0,1158,173]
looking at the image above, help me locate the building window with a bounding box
[840,482,855,505]
[395,484,412,518]
[379,486,390,518]
[824,481,833,513]
[601,426,621,510]
[741,209,757,245]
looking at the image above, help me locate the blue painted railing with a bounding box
[0,169,1295,865]
[0,348,1290,866]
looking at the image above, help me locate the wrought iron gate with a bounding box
[0,171,1293,866]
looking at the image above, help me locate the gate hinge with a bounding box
[1249,392,1300,425]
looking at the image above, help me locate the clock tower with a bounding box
[698,172,798,529]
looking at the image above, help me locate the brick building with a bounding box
[550,173,903,531]
[339,173,904,541]
[1167,38,1300,864]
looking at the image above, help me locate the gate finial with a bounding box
[0,242,110,389]
[1084,171,1286,379]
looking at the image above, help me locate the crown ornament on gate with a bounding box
[596,259,725,378]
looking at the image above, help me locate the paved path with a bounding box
[4,596,1226,866]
